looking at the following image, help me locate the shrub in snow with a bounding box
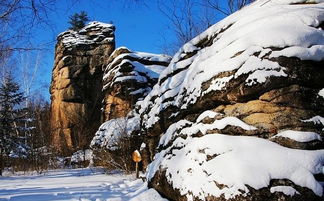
[90,116,142,172]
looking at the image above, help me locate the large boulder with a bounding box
[138,0,324,200]
[50,21,115,154]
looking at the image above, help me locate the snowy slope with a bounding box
[0,168,167,201]
[138,0,324,129]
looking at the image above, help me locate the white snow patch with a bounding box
[270,186,300,196]
[204,75,234,94]
[196,110,221,123]
[58,21,115,47]
[140,143,146,151]
[272,130,322,142]
[159,116,256,149]
[197,116,257,134]
[319,89,324,98]
[147,133,324,200]
[159,120,193,147]
[302,115,324,126]
[130,188,168,201]
[270,45,324,61]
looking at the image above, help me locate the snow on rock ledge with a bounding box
[138,0,324,131]
[148,133,324,200]
[58,21,115,47]
[102,47,171,121]
[272,130,322,142]
[140,0,324,200]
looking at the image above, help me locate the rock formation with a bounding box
[101,47,171,121]
[134,0,324,200]
[90,47,171,169]
[50,21,115,154]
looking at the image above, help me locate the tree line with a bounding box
[0,71,53,175]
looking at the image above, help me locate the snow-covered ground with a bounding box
[0,168,167,201]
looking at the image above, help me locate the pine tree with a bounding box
[68,11,89,31]
[0,73,26,176]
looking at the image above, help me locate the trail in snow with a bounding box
[0,168,167,201]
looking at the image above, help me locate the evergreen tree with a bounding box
[68,11,89,31]
[0,73,27,175]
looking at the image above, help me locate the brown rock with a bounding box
[50,22,115,154]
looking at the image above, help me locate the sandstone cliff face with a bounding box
[101,47,171,121]
[50,21,115,154]
[135,0,324,200]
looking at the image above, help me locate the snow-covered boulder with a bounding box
[138,0,324,200]
[102,47,171,121]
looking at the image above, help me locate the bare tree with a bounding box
[158,0,215,54]
[204,0,254,15]
[0,0,57,54]
[157,0,254,54]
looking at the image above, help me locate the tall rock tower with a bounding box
[50,21,115,154]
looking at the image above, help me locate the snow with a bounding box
[272,130,322,142]
[102,47,171,95]
[138,0,324,129]
[302,115,324,126]
[270,186,300,196]
[90,116,140,151]
[195,116,257,134]
[319,88,324,98]
[302,116,324,131]
[140,143,146,151]
[147,131,324,200]
[196,110,221,123]
[71,149,93,164]
[159,120,193,147]
[58,21,115,47]
[0,168,167,201]
[270,45,324,61]
[159,115,257,149]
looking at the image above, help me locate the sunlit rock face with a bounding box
[50,21,115,154]
[137,0,324,200]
